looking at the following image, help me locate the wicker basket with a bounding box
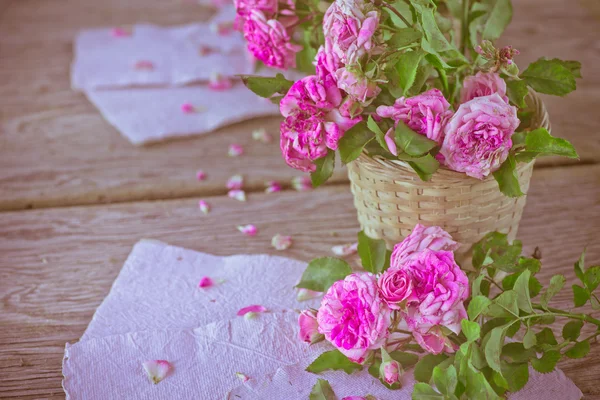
[347,91,550,265]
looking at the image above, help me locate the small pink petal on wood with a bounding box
[296,288,322,302]
[111,27,131,37]
[142,360,172,384]
[198,200,210,215]
[291,176,313,191]
[331,242,359,256]
[237,224,258,236]
[265,181,282,194]
[228,189,246,202]
[134,60,154,70]
[271,234,292,250]
[237,304,267,316]
[198,276,214,288]
[196,170,207,181]
[226,174,244,190]
[236,372,250,382]
[209,72,233,91]
[228,144,244,157]
[252,128,273,143]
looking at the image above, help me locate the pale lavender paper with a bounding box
[84,84,278,145]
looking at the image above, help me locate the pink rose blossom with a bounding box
[390,224,460,268]
[280,75,361,172]
[235,0,278,21]
[461,71,508,103]
[315,41,343,82]
[377,268,415,310]
[243,10,301,70]
[376,89,453,144]
[399,249,469,354]
[298,309,324,344]
[335,67,381,105]
[317,273,391,363]
[323,0,380,64]
[440,93,520,179]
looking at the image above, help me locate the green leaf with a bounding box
[493,154,524,198]
[311,150,335,188]
[462,319,481,342]
[390,351,419,368]
[487,290,519,318]
[357,231,389,274]
[397,50,426,95]
[416,6,456,53]
[524,128,578,159]
[414,354,448,383]
[433,365,457,396]
[338,122,374,164]
[412,382,444,400]
[584,266,600,291]
[240,73,294,98]
[562,320,584,342]
[409,64,435,96]
[523,327,537,349]
[408,153,440,181]
[521,59,577,96]
[296,257,352,292]
[480,0,513,41]
[472,232,523,272]
[503,343,535,363]
[544,58,582,78]
[531,350,561,374]
[472,275,485,297]
[485,325,509,374]
[465,362,502,400]
[468,296,492,321]
[574,251,586,283]
[536,328,558,346]
[513,269,533,313]
[505,79,528,108]
[565,340,590,359]
[540,274,566,309]
[367,115,385,136]
[502,271,542,298]
[309,379,337,400]
[389,28,423,48]
[591,295,600,310]
[572,284,590,307]
[394,122,438,157]
[306,350,362,374]
[501,362,529,392]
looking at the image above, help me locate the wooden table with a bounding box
[1,0,599,398]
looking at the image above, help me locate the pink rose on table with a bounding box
[377,267,415,310]
[376,89,453,144]
[440,93,520,179]
[298,309,323,344]
[390,224,460,268]
[243,10,301,70]
[335,66,381,105]
[322,0,380,64]
[399,249,469,354]
[461,71,508,104]
[317,273,391,363]
[280,75,361,172]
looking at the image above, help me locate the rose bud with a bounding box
[298,310,324,344]
[379,348,402,385]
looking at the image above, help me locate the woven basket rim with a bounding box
[358,90,550,182]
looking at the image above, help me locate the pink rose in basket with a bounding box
[243,10,301,70]
[315,41,343,83]
[440,93,520,179]
[461,71,508,104]
[317,273,391,363]
[376,89,453,144]
[322,0,380,64]
[390,224,460,268]
[335,66,381,105]
[280,75,362,172]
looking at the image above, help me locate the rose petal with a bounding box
[296,288,322,302]
[196,170,207,181]
[228,189,246,202]
[210,21,233,35]
[198,276,213,288]
[291,176,312,191]
[228,144,244,157]
[236,372,250,382]
[265,181,282,194]
[112,27,131,37]
[209,72,233,91]
[237,305,267,316]
[271,234,292,250]
[237,224,258,236]
[198,200,210,215]
[252,128,273,143]
[226,174,244,190]
[331,242,358,256]
[134,60,154,70]
[181,103,196,114]
[142,360,172,384]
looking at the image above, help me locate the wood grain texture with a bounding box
[1,164,599,398]
[1,0,599,210]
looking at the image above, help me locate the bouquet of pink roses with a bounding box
[296,225,600,398]
[238,0,581,196]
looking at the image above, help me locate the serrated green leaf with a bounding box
[465,362,502,400]
[503,343,535,363]
[389,28,423,49]
[523,327,537,349]
[480,0,513,41]
[357,231,388,274]
[591,295,600,310]
[306,350,362,374]
[367,115,385,136]
[471,343,488,370]
[472,275,485,297]
[522,59,577,96]
[390,351,419,368]
[296,257,352,292]
[487,290,519,318]
[550,59,582,78]
[565,340,590,359]
[513,270,533,313]
[394,122,438,156]
[540,274,566,309]
[493,154,524,198]
[309,378,336,400]
[574,251,586,283]
[501,361,529,392]
[468,296,492,321]
[505,79,528,108]
[502,271,542,298]
[409,64,435,96]
[572,284,590,308]
[562,320,584,342]
[338,122,373,164]
[240,73,294,98]
[412,382,444,399]
[408,153,440,181]
[311,150,335,188]
[414,354,448,383]
[536,328,558,346]
[397,49,426,95]
[531,350,561,373]
[584,266,600,292]
[524,128,578,159]
[433,365,457,396]
[462,319,481,342]
[416,6,456,53]
[485,325,509,373]
[506,320,521,338]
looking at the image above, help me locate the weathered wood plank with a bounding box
[1,164,599,398]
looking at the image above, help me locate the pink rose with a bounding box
[379,350,402,384]
[234,0,278,22]
[399,249,469,354]
[243,10,301,70]
[390,224,460,268]
[317,273,391,363]
[377,267,415,310]
[461,71,508,103]
[322,0,380,64]
[315,41,343,82]
[412,326,458,355]
[440,93,520,179]
[280,75,361,172]
[376,89,453,144]
[335,66,381,105]
[298,309,323,344]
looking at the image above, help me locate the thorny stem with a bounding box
[381,2,412,27]
[460,0,470,55]
[484,276,503,291]
[526,304,600,327]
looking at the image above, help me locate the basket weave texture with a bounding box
[348,91,550,262]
